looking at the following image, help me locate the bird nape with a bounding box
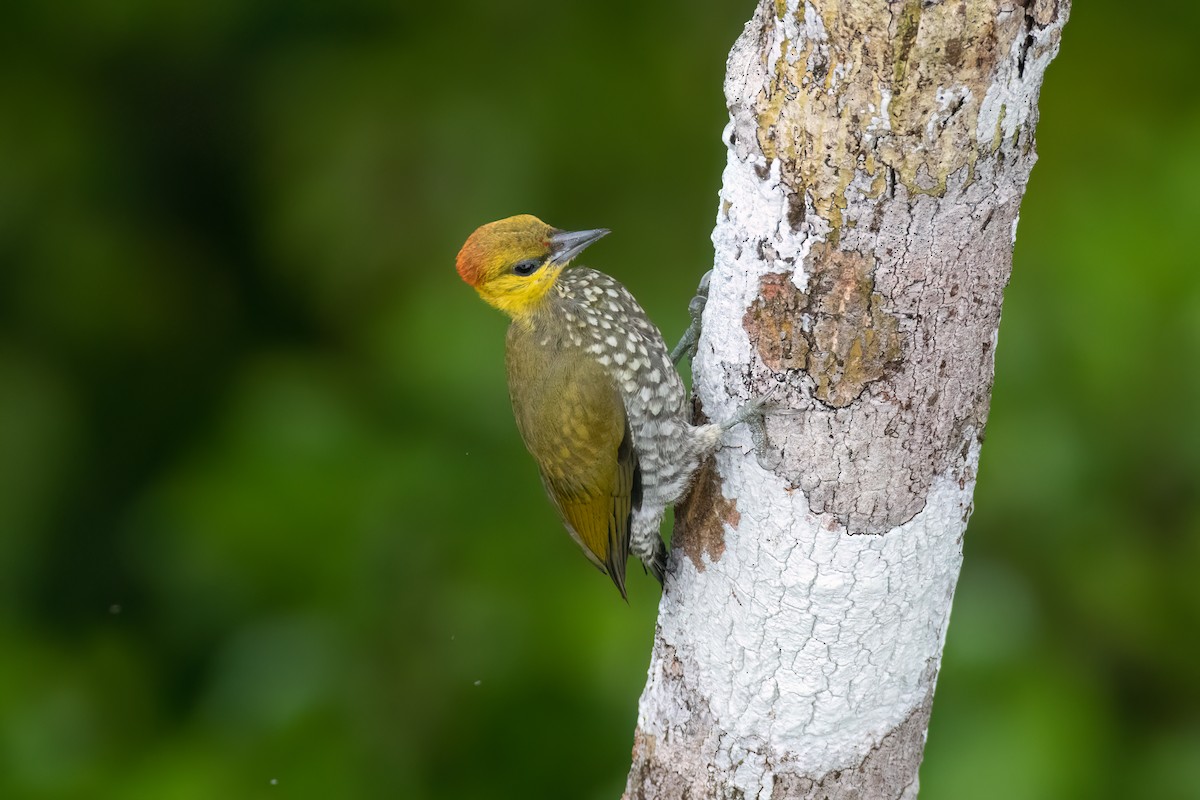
[456,214,749,598]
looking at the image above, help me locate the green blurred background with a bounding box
[1,1,1197,798]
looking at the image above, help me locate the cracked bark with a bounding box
[624,1,1069,798]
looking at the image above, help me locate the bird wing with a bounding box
[506,338,637,597]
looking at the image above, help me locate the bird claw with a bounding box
[670,270,712,366]
[723,386,784,470]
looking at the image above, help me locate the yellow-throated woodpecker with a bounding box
[457,215,737,597]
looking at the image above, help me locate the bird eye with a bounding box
[512,259,542,277]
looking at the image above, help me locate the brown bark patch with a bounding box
[744,247,902,409]
[673,458,739,571]
[744,272,810,373]
[808,246,903,407]
[624,643,724,800]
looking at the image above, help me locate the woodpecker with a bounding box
[456,214,729,597]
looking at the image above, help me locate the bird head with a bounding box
[456,215,609,321]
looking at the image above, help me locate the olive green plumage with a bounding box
[506,325,636,594]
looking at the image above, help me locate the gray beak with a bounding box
[548,227,610,267]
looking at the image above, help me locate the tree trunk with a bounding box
[625,1,1069,797]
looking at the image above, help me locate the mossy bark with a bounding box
[626,1,1069,797]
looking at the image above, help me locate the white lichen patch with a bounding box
[863,89,893,142]
[925,85,974,142]
[643,436,975,786]
[709,148,820,328]
[801,1,830,77]
[976,12,1068,144]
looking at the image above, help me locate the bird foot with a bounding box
[722,386,783,470]
[670,270,712,366]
